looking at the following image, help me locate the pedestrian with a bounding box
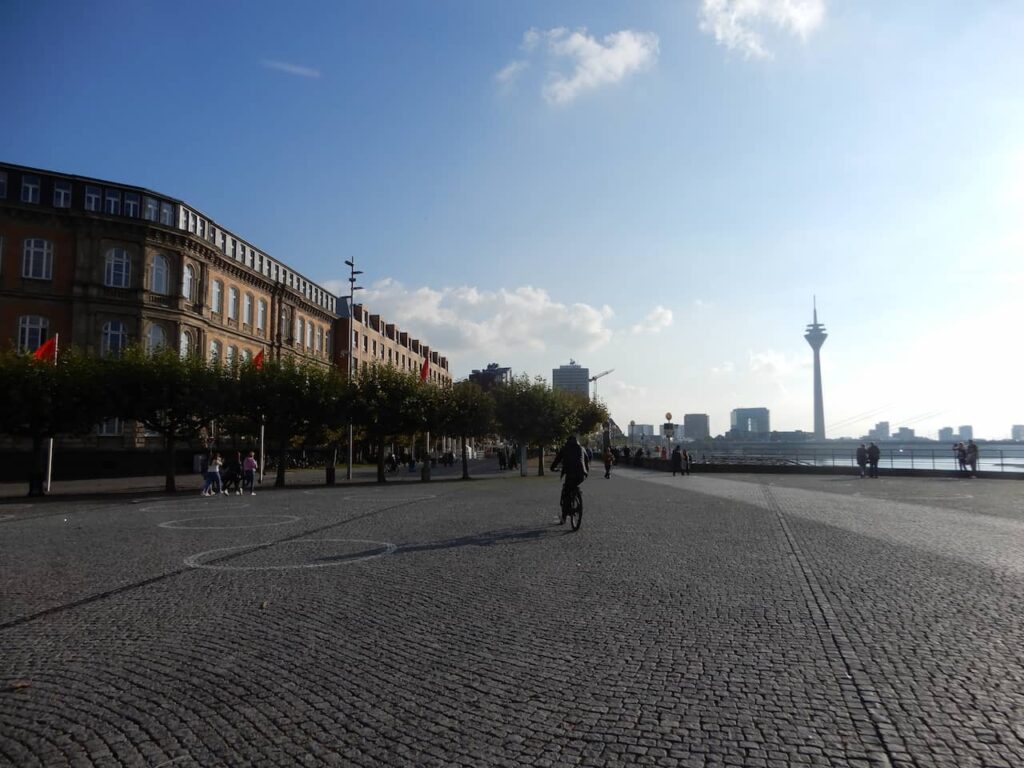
[242,451,258,495]
[223,451,242,495]
[866,442,881,478]
[603,446,614,479]
[670,445,683,476]
[660,446,668,460]
[956,442,968,476]
[965,440,979,477]
[201,452,223,496]
[682,447,692,475]
[856,443,868,478]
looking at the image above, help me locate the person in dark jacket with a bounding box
[867,442,881,478]
[855,444,868,478]
[670,445,684,476]
[551,435,589,524]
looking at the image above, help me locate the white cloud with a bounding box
[353,279,614,361]
[711,361,735,375]
[699,0,826,59]
[496,27,659,105]
[262,59,321,79]
[748,349,808,384]
[631,305,673,334]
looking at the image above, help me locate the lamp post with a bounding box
[344,259,363,481]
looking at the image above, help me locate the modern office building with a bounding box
[938,427,955,442]
[958,425,973,441]
[867,421,891,441]
[552,359,589,397]
[468,362,512,391]
[894,427,916,440]
[730,408,770,438]
[803,299,828,439]
[683,413,710,441]
[1012,425,1024,442]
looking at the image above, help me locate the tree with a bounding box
[106,347,229,493]
[439,381,495,480]
[349,365,424,483]
[0,348,108,496]
[238,357,332,487]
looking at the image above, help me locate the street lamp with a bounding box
[344,259,363,481]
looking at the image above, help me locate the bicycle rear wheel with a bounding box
[568,488,583,531]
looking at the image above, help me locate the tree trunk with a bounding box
[276,436,287,487]
[164,432,177,493]
[461,434,470,480]
[326,445,337,486]
[537,445,545,476]
[28,434,46,497]
[377,440,386,483]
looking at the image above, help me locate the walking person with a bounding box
[603,446,614,479]
[965,440,979,478]
[866,442,881,479]
[682,447,692,475]
[956,442,968,476]
[856,443,868,478]
[242,451,258,495]
[670,445,683,477]
[201,452,223,496]
[223,451,242,495]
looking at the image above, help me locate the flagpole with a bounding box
[45,333,58,494]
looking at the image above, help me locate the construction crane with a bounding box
[589,368,614,399]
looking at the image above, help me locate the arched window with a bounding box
[227,287,239,321]
[145,324,167,354]
[22,239,53,280]
[149,254,169,295]
[295,317,304,346]
[209,340,222,362]
[316,326,324,353]
[243,294,253,326]
[212,280,223,314]
[257,300,267,333]
[306,322,313,348]
[17,315,49,353]
[226,345,238,365]
[104,248,131,288]
[241,349,253,363]
[179,330,193,358]
[101,320,127,357]
[182,264,196,301]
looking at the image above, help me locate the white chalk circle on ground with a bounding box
[159,514,297,530]
[184,538,397,571]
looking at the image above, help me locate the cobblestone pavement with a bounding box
[1,469,1021,767]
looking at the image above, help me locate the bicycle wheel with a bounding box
[568,488,583,531]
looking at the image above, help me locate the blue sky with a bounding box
[4,1,1023,439]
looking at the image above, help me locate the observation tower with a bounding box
[804,299,828,439]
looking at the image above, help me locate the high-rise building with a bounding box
[895,427,916,440]
[867,421,890,440]
[683,413,710,441]
[958,425,973,441]
[1012,425,1024,441]
[938,427,955,442]
[804,299,828,439]
[730,408,770,437]
[552,360,589,397]
[468,362,512,391]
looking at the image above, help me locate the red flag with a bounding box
[419,357,429,382]
[32,337,57,363]
[254,350,264,370]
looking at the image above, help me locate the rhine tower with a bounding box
[804,299,828,439]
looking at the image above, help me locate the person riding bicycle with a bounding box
[550,434,589,524]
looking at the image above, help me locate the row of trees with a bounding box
[0,348,608,496]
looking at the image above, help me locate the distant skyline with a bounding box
[3,1,1022,439]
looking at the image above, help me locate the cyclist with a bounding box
[550,434,589,524]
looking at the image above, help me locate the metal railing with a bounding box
[689,447,1024,474]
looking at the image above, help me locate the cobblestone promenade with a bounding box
[1,469,1022,767]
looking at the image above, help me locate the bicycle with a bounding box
[560,483,583,531]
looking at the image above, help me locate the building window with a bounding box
[295,318,304,346]
[256,300,267,333]
[22,239,53,280]
[180,330,193,358]
[104,190,121,215]
[53,181,72,208]
[104,248,131,288]
[241,349,253,363]
[209,340,222,362]
[226,345,238,365]
[143,196,158,221]
[101,320,127,358]
[149,254,169,294]
[160,202,173,226]
[85,186,101,211]
[243,294,253,325]
[182,264,196,301]
[316,326,324,353]
[306,323,313,348]
[97,417,123,436]
[227,287,238,321]
[230,239,237,258]
[21,175,40,204]
[17,315,49,353]
[124,192,139,217]
[145,324,167,354]
[211,280,223,314]
[325,330,331,354]
[0,170,7,198]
